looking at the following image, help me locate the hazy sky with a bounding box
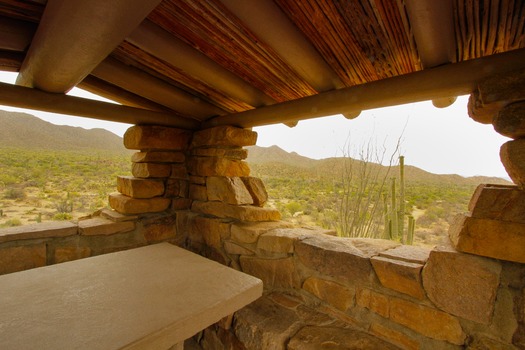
[0,71,510,178]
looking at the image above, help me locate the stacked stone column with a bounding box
[109,125,192,215]
[451,69,525,263]
[188,126,280,222]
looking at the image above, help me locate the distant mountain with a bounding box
[0,110,126,152]
[246,145,512,186]
[246,145,317,168]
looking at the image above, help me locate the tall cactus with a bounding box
[398,156,405,241]
[390,177,398,240]
[384,156,415,244]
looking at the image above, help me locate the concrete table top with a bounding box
[0,243,263,349]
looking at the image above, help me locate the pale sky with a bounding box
[0,71,510,178]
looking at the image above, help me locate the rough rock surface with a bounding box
[370,256,425,299]
[422,245,501,324]
[124,125,191,150]
[500,139,525,188]
[207,177,253,205]
[288,326,401,350]
[192,126,257,148]
[295,235,399,283]
[449,214,525,263]
[109,193,171,214]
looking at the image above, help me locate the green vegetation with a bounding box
[0,138,510,248]
[0,147,130,225]
[248,146,509,246]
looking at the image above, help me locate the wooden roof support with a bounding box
[78,75,176,113]
[405,0,457,108]
[128,20,275,108]
[0,17,35,52]
[218,0,344,92]
[0,81,199,130]
[203,48,525,129]
[16,0,162,93]
[91,57,225,120]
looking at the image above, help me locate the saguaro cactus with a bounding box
[384,156,415,244]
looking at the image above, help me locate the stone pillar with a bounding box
[109,125,192,215]
[452,70,525,262]
[108,124,282,263]
[187,125,280,222]
[160,125,281,265]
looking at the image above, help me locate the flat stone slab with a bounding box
[449,214,525,263]
[132,151,185,163]
[0,221,77,244]
[288,326,401,350]
[371,256,425,299]
[100,208,139,222]
[0,243,262,350]
[378,245,431,264]
[109,193,171,215]
[132,162,171,178]
[469,184,525,223]
[188,157,250,177]
[78,217,135,236]
[295,235,399,284]
[117,176,165,199]
[124,125,191,150]
[191,126,257,148]
[192,201,281,222]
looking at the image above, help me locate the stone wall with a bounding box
[180,211,524,350]
[0,210,180,275]
[1,123,524,349]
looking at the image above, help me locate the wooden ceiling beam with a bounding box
[78,76,175,113]
[218,0,344,92]
[405,0,456,68]
[91,57,224,120]
[128,20,275,108]
[0,16,36,52]
[405,0,457,108]
[0,50,23,72]
[203,48,525,129]
[0,81,199,129]
[16,0,162,93]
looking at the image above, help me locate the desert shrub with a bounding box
[0,174,19,186]
[3,187,25,200]
[285,201,303,216]
[53,212,72,221]
[1,218,22,227]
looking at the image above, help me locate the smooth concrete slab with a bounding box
[0,243,262,349]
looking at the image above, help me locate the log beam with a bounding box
[405,0,457,108]
[91,57,224,119]
[203,48,525,129]
[128,20,275,108]
[16,0,162,93]
[0,81,199,129]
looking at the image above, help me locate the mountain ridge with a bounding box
[247,145,511,186]
[0,110,511,186]
[0,110,126,153]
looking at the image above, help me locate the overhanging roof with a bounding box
[0,0,524,129]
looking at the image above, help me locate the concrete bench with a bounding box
[0,243,262,349]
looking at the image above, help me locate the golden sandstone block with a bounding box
[191,126,257,148]
[124,125,191,150]
[109,193,171,215]
[117,176,165,199]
